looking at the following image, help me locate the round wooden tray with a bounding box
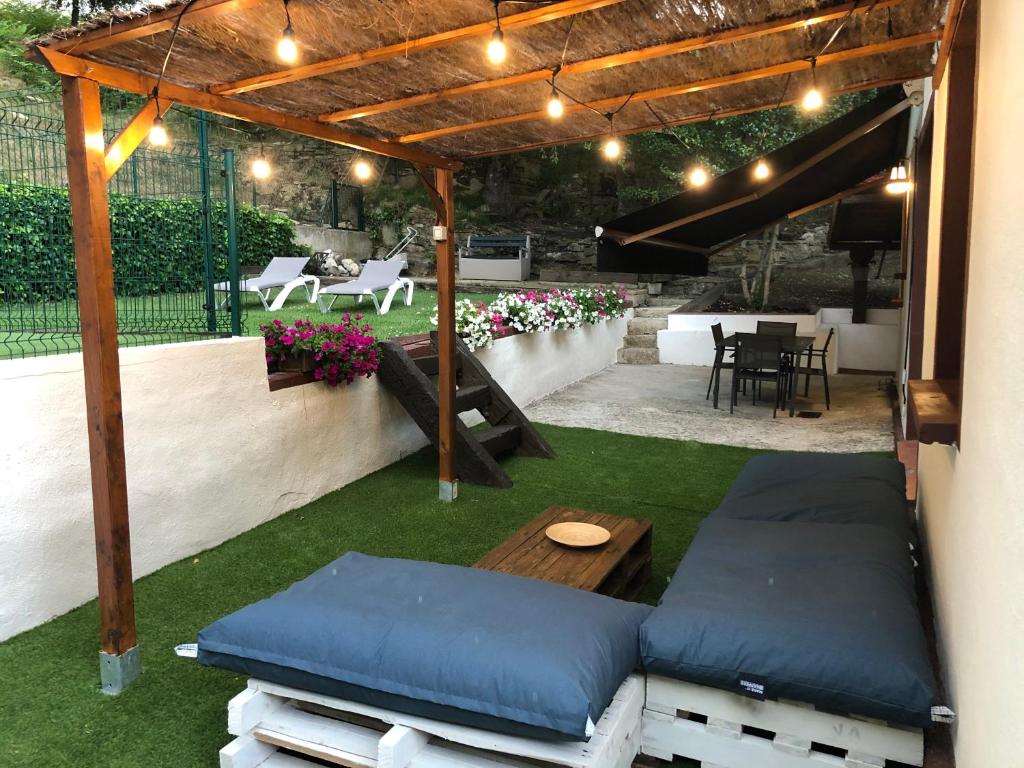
[545,522,611,548]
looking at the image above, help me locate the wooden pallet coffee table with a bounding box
[474,505,653,600]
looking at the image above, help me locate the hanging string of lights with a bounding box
[147,0,200,147]
[487,0,507,65]
[643,102,710,187]
[277,0,299,63]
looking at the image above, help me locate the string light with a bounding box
[486,1,506,65]
[801,58,824,111]
[251,144,271,179]
[546,69,564,119]
[547,90,564,118]
[754,159,771,180]
[353,158,373,182]
[277,0,298,63]
[689,166,709,187]
[885,162,911,194]
[602,135,622,160]
[149,115,168,146]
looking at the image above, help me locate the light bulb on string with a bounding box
[801,57,824,111]
[353,159,373,182]
[601,135,622,160]
[689,166,709,187]
[276,0,298,63]
[754,159,771,180]
[486,29,506,64]
[546,84,564,119]
[149,115,168,146]
[885,162,911,194]
[486,2,506,64]
[252,157,271,180]
[277,25,298,63]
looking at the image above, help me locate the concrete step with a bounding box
[617,347,660,365]
[627,317,669,334]
[633,306,674,318]
[623,333,658,348]
[646,296,689,308]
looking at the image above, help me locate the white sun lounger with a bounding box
[215,256,320,312]
[316,257,414,315]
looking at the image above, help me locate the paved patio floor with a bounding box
[525,364,895,453]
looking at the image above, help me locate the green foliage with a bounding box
[0,182,305,302]
[0,2,68,87]
[363,184,425,246]
[616,91,879,204]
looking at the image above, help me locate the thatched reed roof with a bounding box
[31,0,946,165]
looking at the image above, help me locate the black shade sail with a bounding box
[596,88,911,275]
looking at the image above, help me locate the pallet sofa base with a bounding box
[641,676,923,768]
[220,675,644,768]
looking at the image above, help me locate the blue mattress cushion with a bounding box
[198,551,651,741]
[710,453,912,541]
[640,518,936,727]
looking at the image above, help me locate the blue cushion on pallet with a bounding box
[198,551,651,741]
[710,453,912,541]
[640,517,936,727]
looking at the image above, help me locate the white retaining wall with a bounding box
[656,308,901,373]
[0,314,627,641]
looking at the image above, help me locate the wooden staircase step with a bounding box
[455,384,491,413]
[477,424,521,457]
[413,354,462,376]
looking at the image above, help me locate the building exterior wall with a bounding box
[0,315,627,641]
[906,2,1024,765]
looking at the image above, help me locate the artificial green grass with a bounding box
[0,425,763,767]
[239,287,499,341]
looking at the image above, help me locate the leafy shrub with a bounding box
[0,182,306,302]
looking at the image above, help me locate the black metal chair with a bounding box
[797,327,835,409]
[756,320,798,337]
[731,332,791,418]
[705,322,735,406]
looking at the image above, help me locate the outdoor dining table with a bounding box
[712,333,816,414]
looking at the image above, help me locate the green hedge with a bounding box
[0,183,307,302]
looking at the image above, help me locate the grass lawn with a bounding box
[0,426,762,767]
[239,287,499,340]
[1,288,498,358]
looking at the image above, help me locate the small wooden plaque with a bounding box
[545,522,611,548]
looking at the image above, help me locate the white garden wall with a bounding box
[0,314,627,641]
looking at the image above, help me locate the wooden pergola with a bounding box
[27,0,949,690]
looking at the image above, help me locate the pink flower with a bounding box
[281,334,295,346]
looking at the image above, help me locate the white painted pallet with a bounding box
[220,674,644,768]
[640,675,923,768]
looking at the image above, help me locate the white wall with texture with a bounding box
[0,315,627,641]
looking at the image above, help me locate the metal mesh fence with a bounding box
[0,86,244,359]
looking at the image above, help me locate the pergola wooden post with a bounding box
[61,75,140,693]
[433,168,458,501]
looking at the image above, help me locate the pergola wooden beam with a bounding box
[932,0,966,89]
[33,47,462,170]
[47,0,264,55]
[103,97,164,181]
[61,75,139,691]
[431,168,458,502]
[322,0,907,123]
[468,74,915,158]
[398,31,941,145]
[211,0,627,96]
